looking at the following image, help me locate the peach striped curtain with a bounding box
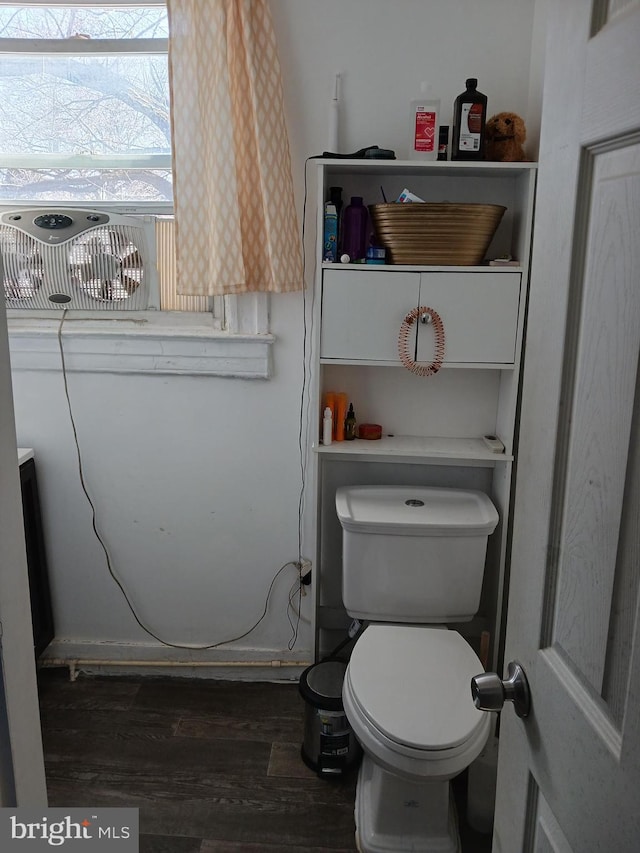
[167,0,303,295]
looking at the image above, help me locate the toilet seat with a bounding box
[344,625,490,776]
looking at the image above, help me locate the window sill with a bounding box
[7,312,274,379]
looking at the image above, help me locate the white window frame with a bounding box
[1,0,272,378]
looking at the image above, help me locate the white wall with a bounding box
[526,0,550,157]
[8,0,541,671]
[272,0,538,164]
[11,305,310,662]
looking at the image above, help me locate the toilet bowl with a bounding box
[335,485,499,853]
[343,624,491,853]
[344,625,491,780]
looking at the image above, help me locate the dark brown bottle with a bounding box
[344,403,357,441]
[451,78,487,161]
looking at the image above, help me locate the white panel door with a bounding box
[493,1,640,850]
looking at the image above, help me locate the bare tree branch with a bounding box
[1,57,170,140]
[0,168,172,202]
[0,6,172,201]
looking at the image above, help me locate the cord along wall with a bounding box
[9,295,311,653]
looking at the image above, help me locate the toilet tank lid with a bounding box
[335,486,499,536]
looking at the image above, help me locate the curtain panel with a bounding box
[167,0,303,295]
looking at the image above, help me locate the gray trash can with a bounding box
[299,660,361,778]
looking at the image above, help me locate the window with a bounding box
[0,1,214,314]
[0,2,170,204]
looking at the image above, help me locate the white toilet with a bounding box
[335,485,499,853]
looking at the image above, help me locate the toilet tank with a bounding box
[335,486,499,623]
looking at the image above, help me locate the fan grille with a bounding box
[69,226,144,303]
[0,226,45,300]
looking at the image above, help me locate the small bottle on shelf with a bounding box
[329,186,343,219]
[340,197,368,261]
[437,125,449,161]
[322,407,333,446]
[329,186,343,253]
[409,82,440,161]
[344,403,357,441]
[335,392,347,441]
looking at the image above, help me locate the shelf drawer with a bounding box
[320,269,521,365]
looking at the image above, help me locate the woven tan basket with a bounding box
[369,202,506,265]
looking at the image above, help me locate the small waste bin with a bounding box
[299,660,361,778]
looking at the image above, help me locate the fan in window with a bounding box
[0,209,158,310]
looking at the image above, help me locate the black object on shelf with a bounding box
[451,78,488,161]
[313,145,396,160]
[19,457,54,658]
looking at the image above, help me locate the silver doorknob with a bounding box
[471,660,531,718]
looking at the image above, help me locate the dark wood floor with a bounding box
[38,669,492,852]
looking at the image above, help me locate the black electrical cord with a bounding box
[286,577,303,651]
[57,310,299,652]
[296,155,316,564]
[289,155,318,649]
[321,621,366,663]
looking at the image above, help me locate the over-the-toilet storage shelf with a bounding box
[307,159,537,667]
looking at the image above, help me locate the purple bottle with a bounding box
[341,196,368,261]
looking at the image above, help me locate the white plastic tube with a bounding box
[328,73,340,152]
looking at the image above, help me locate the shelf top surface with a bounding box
[316,158,538,178]
[321,262,522,273]
[313,435,512,463]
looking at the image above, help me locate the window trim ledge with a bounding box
[7,314,274,379]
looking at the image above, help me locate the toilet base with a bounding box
[354,754,460,853]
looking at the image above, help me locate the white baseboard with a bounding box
[39,639,311,682]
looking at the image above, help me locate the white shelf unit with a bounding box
[308,159,537,667]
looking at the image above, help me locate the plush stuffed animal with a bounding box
[485,112,527,162]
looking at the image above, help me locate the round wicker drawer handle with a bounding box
[398,306,445,377]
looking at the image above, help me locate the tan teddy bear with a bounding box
[485,112,527,162]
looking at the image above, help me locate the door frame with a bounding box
[0,298,48,805]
